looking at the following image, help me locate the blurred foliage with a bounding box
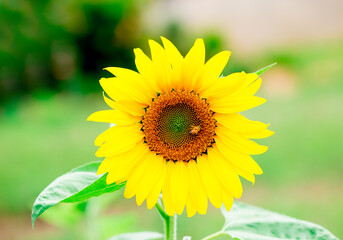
[0,0,229,110]
[0,0,141,104]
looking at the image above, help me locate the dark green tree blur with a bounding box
[0,0,141,104]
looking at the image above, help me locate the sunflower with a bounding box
[87,37,273,217]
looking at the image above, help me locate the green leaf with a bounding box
[107,231,163,240]
[219,202,338,240]
[31,161,125,227]
[254,62,277,76]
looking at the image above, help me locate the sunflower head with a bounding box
[88,37,274,217]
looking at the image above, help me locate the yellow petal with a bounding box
[99,77,126,101]
[99,150,131,175]
[239,77,262,97]
[186,195,196,217]
[105,67,140,78]
[101,142,148,182]
[161,36,184,89]
[186,160,208,215]
[213,141,263,175]
[149,39,172,92]
[94,124,141,146]
[160,36,183,69]
[169,161,188,215]
[196,51,231,93]
[104,67,156,104]
[134,48,161,93]
[124,156,148,199]
[135,154,165,206]
[210,96,266,114]
[99,78,129,101]
[103,93,145,117]
[215,113,274,139]
[146,161,167,209]
[201,72,246,99]
[235,167,255,184]
[95,129,143,157]
[196,155,223,208]
[215,113,269,133]
[231,73,259,95]
[110,100,146,117]
[102,92,116,109]
[182,39,205,91]
[114,177,126,184]
[100,77,151,105]
[207,148,243,198]
[87,109,140,125]
[222,192,234,212]
[215,125,268,155]
[104,67,155,97]
[162,162,176,216]
[242,128,274,139]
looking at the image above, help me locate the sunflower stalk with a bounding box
[85,198,101,240]
[156,200,177,240]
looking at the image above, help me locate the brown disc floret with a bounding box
[142,90,216,162]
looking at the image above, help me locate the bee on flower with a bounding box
[189,125,201,135]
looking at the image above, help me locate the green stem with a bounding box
[156,201,177,240]
[85,199,101,240]
[201,231,226,240]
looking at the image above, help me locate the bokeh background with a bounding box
[1,0,343,239]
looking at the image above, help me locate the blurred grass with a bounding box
[0,93,106,212]
[0,40,343,239]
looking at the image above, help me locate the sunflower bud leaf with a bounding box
[254,62,277,76]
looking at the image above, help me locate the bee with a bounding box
[189,125,201,135]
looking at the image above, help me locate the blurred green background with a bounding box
[1,0,343,239]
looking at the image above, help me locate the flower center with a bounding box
[142,90,216,162]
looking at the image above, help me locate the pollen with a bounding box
[142,90,216,162]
